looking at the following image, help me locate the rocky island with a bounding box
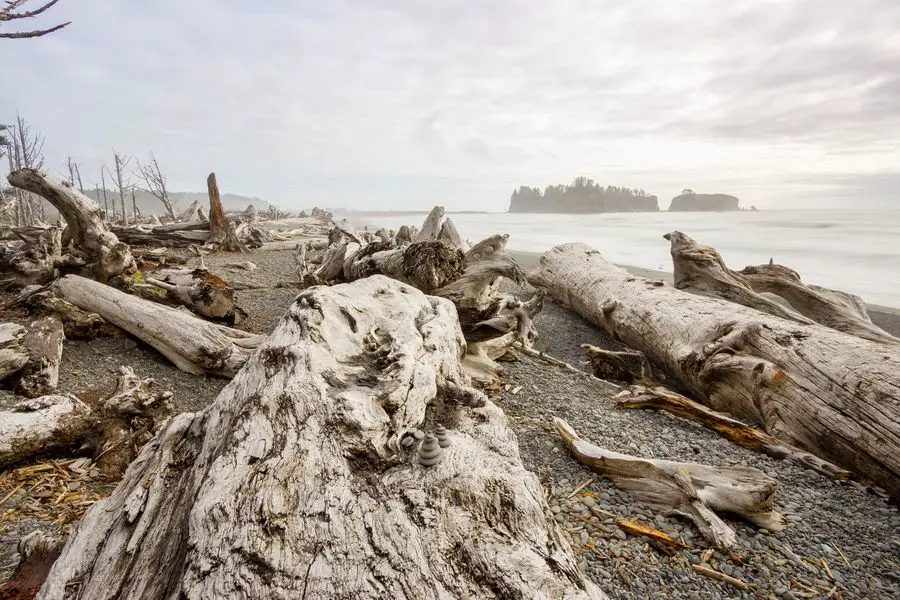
[668,189,741,211]
[509,177,658,213]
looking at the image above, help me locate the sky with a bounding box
[2,0,899,211]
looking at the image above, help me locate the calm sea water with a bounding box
[355,210,900,308]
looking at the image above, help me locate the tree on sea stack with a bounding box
[530,242,900,500]
[38,276,604,600]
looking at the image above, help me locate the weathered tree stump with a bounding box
[36,276,604,600]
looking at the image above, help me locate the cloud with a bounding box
[2,0,899,210]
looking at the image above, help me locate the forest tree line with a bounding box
[509,177,659,213]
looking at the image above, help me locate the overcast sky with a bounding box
[2,0,899,211]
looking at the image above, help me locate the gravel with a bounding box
[493,297,900,599]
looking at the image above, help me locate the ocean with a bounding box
[354,209,900,308]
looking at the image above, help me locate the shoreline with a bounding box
[509,250,900,334]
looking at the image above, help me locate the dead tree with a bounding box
[5,114,45,226]
[137,152,176,221]
[65,155,83,194]
[109,151,131,226]
[205,172,245,251]
[530,242,900,499]
[0,0,71,39]
[36,276,605,600]
[98,167,110,221]
[7,168,136,282]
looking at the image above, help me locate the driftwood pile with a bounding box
[0,168,897,598]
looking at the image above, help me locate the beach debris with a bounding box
[581,344,652,384]
[8,316,64,397]
[615,519,687,549]
[553,417,784,550]
[0,322,29,380]
[690,564,753,590]
[531,241,900,501]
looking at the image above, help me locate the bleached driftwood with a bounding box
[667,231,898,344]
[152,221,209,234]
[0,322,29,380]
[413,204,445,242]
[20,289,108,339]
[7,169,136,282]
[665,231,814,324]
[343,240,466,294]
[37,276,605,600]
[178,199,201,223]
[0,366,172,477]
[0,227,73,290]
[205,173,245,252]
[438,216,470,252]
[10,316,64,397]
[616,386,854,482]
[555,418,785,550]
[144,268,236,320]
[531,243,900,498]
[56,275,263,377]
[737,261,898,344]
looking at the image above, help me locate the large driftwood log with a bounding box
[56,275,263,377]
[0,227,73,290]
[531,243,900,499]
[0,322,29,380]
[737,262,898,344]
[666,231,898,344]
[7,169,136,282]
[0,531,66,600]
[555,418,784,550]
[37,276,604,600]
[205,173,245,252]
[10,316,64,398]
[0,366,172,478]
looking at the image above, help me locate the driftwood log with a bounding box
[143,268,236,320]
[36,276,604,600]
[531,242,900,499]
[616,386,853,482]
[0,366,172,478]
[9,316,64,397]
[6,169,136,283]
[555,418,784,550]
[0,322,29,380]
[666,231,897,344]
[343,240,466,294]
[0,531,67,600]
[56,275,263,377]
[737,261,898,344]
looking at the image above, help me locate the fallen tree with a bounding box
[555,418,784,550]
[666,231,898,344]
[55,275,264,377]
[0,366,172,478]
[36,276,604,600]
[141,267,236,320]
[6,169,136,283]
[530,242,900,499]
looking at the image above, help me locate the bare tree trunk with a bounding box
[112,153,130,226]
[37,276,604,600]
[206,172,245,252]
[99,168,110,222]
[530,242,900,499]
